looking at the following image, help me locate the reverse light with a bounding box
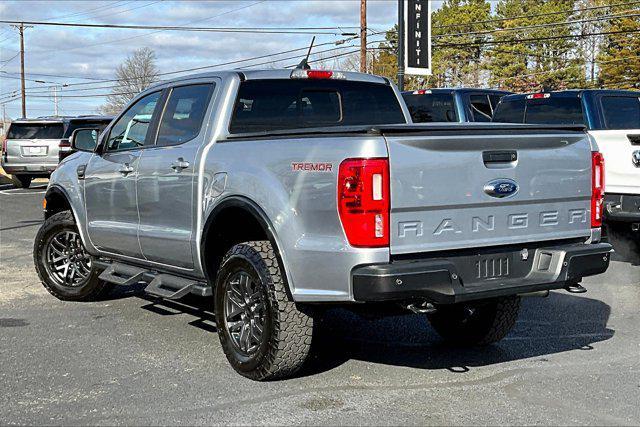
[591,151,605,228]
[412,89,432,95]
[290,69,346,80]
[338,158,390,247]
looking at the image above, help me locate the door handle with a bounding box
[483,150,517,164]
[118,163,134,176]
[171,158,190,172]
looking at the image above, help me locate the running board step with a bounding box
[145,274,209,300]
[98,263,146,286]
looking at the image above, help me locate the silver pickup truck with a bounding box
[34,69,612,380]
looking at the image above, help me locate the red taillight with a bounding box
[59,140,71,148]
[591,151,605,228]
[338,158,390,248]
[1,139,6,154]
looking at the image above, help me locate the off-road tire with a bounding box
[14,175,33,188]
[214,240,313,381]
[34,210,112,301]
[427,296,520,346]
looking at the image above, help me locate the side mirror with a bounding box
[70,128,99,152]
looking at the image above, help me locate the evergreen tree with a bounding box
[597,0,640,89]
[431,0,493,87]
[488,0,585,91]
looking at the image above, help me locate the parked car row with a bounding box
[1,115,112,188]
[403,88,640,231]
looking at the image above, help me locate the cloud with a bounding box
[0,0,428,118]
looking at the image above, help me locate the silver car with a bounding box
[2,116,112,188]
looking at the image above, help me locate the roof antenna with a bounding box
[296,36,315,70]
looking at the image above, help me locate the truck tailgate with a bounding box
[383,125,593,255]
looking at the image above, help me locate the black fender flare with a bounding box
[200,196,293,297]
[44,185,73,219]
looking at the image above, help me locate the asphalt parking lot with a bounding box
[1,182,640,426]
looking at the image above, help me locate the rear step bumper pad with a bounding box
[352,242,612,304]
[605,193,640,222]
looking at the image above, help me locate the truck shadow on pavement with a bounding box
[305,292,614,375]
[123,288,613,377]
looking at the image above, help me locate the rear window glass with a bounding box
[601,96,640,129]
[492,99,526,123]
[7,123,64,139]
[64,120,112,138]
[230,79,405,133]
[403,93,458,123]
[525,97,585,125]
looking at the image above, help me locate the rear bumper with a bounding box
[605,193,640,222]
[352,242,612,304]
[1,161,57,175]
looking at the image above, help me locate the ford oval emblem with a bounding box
[484,179,519,198]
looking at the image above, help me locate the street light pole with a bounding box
[397,0,405,91]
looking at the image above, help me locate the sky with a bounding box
[0,0,444,119]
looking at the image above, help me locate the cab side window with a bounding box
[601,96,640,130]
[156,84,214,146]
[105,91,161,152]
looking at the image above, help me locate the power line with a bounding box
[3,37,369,100]
[0,37,358,98]
[0,19,358,35]
[433,0,640,30]
[433,11,640,39]
[0,52,19,66]
[39,1,133,22]
[18,1,268,55]
[82,0,165,21]
[441,28,640,48]
[0,70,106,81]
[493,54,640,83]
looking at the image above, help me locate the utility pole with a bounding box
[360,0,367,73]
[52,86,58,116]
[397,0,405,91]
[11,23,31,118]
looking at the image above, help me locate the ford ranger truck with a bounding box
[493,90,640,233]
[402,88,511,123]
[33,70,612,380]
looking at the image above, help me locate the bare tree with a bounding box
[99,47,159,115]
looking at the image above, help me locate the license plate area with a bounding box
[21,146,48,156]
